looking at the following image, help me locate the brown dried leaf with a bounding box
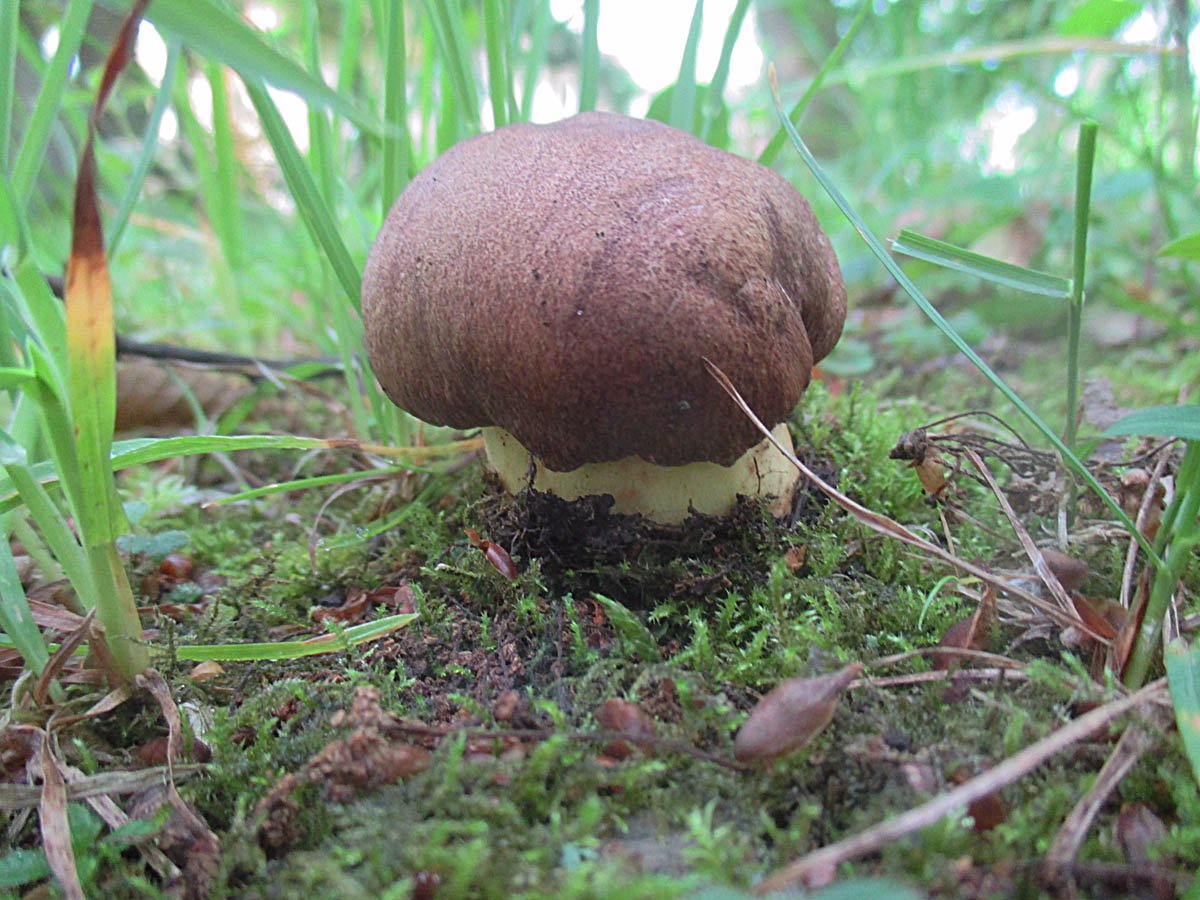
[734,662,862,765]
[158,553,195,581]
[932,587,997,671]
[1111,584,1150,678]
[135,736,212,766]
[1041,548,1089,593]
[948,763,1007,831]
[595,698,656,759]
[366,582,418,613]
[33,611,96,706]
[783,545,808,573]
[311,588,371,625]
[1070,594,1125,642]
[255,687,431,852]
[1116,802,1169,865]
[37,733,84,900]
[1117,802,1173,900]
[912,455,948,497]
[187,660,225,682]
[114,359,248,433]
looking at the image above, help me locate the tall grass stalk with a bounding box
[769,75,1159,566]
[10,0,93,207]
[1064,121,1098,451]
[579,0,600,112]
[381,0,411,213]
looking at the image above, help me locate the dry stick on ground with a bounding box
[861,667,1027,690]
[755,679,1168,894]
[1046,720,1161,872]
[702,360,1109,641]
[34,731,84,900]
[964,448,1077,618]
[1120,453,1171,609]
[871,646,1024,671]
[390,723,749,772]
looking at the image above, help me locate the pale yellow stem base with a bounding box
[483,424,799,524]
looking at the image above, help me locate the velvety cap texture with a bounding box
[362,112,846,470]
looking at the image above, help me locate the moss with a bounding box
[45,380,1192,899]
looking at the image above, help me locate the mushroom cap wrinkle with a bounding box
[363,112,846,472]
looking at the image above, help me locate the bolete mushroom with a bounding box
[362,112,845,524]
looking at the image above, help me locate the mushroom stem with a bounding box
[483,424,800,524]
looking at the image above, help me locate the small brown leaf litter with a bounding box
[1040,548,1089,593]
[463,527,518,580]
[734,662,861,765]
[595,698,656,760]
[948,763,1007,831]
[127,782,222,900]
[255,687,431,853]
[932,586,997,672]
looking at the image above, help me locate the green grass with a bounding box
[2,1,1198,897]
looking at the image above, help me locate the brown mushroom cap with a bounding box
[362,112,845,471]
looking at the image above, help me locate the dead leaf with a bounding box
[595,699,656,759]
[255,687,431,852]
[948,764,1006,831]
[783,545,807,572]
[115,359,248,433]
[1069,594,1125,643]
[135,736,212,766]
[912,454,948,497]
[932,587,996,671]
[187,660,225,682]
[37,733,84,900]
[1117,802,1173,900]
[1041,548,1089,593]
[734,663,862,765]
[311,587,371,625]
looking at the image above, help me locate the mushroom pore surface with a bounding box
[362,112,846,473]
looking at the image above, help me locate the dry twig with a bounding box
[1046,721,1160,871]
[704,360,1108,639]
[755,680,1168,894]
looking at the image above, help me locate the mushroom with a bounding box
[362,112,845,524]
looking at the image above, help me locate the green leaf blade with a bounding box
[891,230,1071,298]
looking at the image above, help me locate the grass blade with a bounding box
[243,78,361,307]
[768,73,1158,565]
[381,0,412,213]
[702,0,750,144]
[483,0,510,128]
[668,0,704,133]
[1064,122,1098,449]
[175,613,418,661]
[146,0,379,132]
[759,0,869,166]
[0,0,17,171]
[422,0,480,131]
[579,0,599,112]
[0,518,50,675]
[0,434,481,514]
[204,60,245,270]
[1166,639,1200,785]
[891,230,1071,297]
[0,440,96,610]
[820,35,1174,90]
[66,123,123,546]
[202,468,416,507]
[1157,230,1200,260]
[1104,405,1200,441]
[107,38,182,256]
[11,0,94,206]
[516,0,552,121]
[62,1,152,678]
